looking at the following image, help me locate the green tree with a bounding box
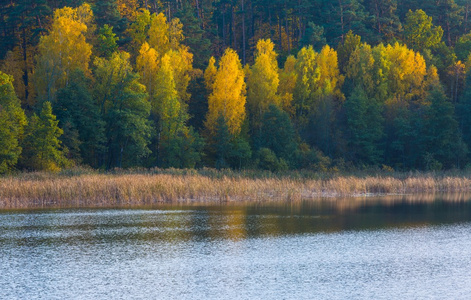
[20,101,69,171]
[458,72,471,158]
[423,85,467,168]
[175,1,211,70]
[344,86,384,165]
[154,53,202,168]
[365,0,402,42]
[54,70,105,167]
[211,114,251,169]
[260,104,297,165]
[0,71,27,173]
[94,51,152,168]
[93,0,126,36]
[403,9,443,52]
[301,22,327,51]
[97,24,119,58]
[455,32,471,61]
[337,30,362,73]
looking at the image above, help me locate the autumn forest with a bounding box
[2,0,471,173]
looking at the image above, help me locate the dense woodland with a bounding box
[2,0,471,173]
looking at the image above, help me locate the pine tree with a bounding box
[97,24,119,58]
[20,101,69,171]
[344,86,384,165]
[260,104,297,164]
[93,0,126,36]
[176,1,211,70]
[54,70,105,167]
[423,85,467,168]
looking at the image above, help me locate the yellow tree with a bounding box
[316,45,345,101]
[204,56,217,94]
[166,47,193,103]
[205,48,246,136]
[34,4,93,102]
[148,12,170,54]
[247,39,280,125]
[278,55,297,115]
[136,42,159,99]
[169,18,185,50]
[346,43,376,97]
[294,45,318,118]
[155,54,181,120]
[127,8,152,54]
[373,43,427,103]
[294,45,344,121]
[54,4,96,41]
[116,0,140,21]
[136,10,193,104]
[152,53,202,168]
[293,45,344,154]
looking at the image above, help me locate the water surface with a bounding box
[1,195,471,299]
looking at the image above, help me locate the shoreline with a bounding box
[2,169,471,209]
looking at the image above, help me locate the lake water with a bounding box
[2,196,471,299]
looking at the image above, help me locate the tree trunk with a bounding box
[222,7,226,47]
[195,0,201,19]
[338,0,345,42]
[22,23,29,104]
[242,0,246,65]
[232,5,236,50]
[285,4,290,53]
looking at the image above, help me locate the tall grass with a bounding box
[1,168,471,209]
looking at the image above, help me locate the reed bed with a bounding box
[2,169,471,209]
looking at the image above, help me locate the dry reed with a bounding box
[1,170,471,209]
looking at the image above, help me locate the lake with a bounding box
[1,195,471,299]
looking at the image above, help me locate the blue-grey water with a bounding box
[2,197,471,299]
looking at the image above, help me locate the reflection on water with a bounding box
[1,194,471,299]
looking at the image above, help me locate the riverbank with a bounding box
[2,168,471,209]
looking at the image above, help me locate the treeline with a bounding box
[1,0,471,173]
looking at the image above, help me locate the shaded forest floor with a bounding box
[2,167,471,210]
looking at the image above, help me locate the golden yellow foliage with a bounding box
[278,55,297,115]
[136,42,159,99]
[205,48,246,136]
[204,56,217,93]
[247,39,280,122]
[148,12,170,54]
[155,53,181,128]
[169,18,185,50]
[116,0,140,21]
[316,45,345,101]
[295,45,344,107]
[135,12,193,106]
[374,43,427,102]
[126,8,152,50]
[34,4,93,102]
[166,47,193,103]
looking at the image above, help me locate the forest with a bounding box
[1,0,471,173]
